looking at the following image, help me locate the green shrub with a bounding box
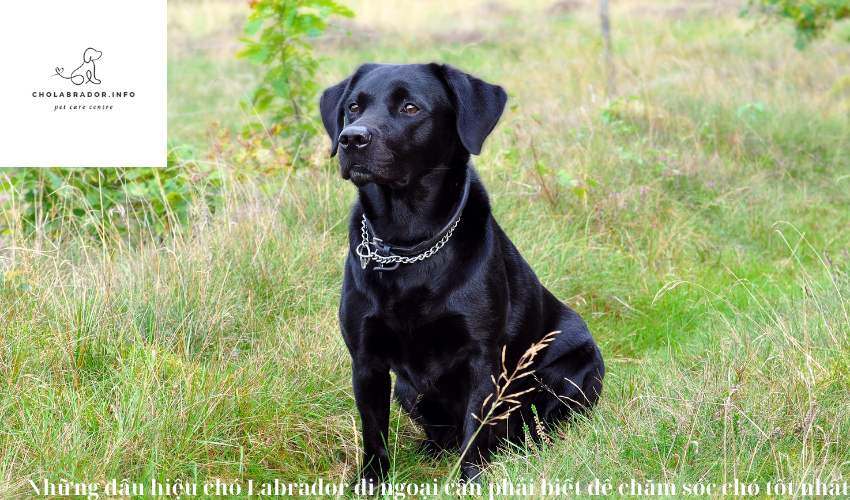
[0,160,215,239]
[237,0,354,149]
[1,132,297,240]
[744,0,850,48]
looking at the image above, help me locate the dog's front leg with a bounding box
[458,365,497,483]
[352,361,391,493]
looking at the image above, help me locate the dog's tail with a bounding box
[52,67,84,85]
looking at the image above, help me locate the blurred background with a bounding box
[167,0,850,147]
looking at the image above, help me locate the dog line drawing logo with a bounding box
[53,48,102,85]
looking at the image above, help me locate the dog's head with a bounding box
[320,63,507,188]
[84,48,102,63]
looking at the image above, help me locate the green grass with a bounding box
[2,0,849,497]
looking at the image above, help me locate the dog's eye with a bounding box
[403,103,419,114]
[349,103,359,113]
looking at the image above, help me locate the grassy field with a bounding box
[2,0,850,497]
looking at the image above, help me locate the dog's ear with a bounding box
[84,49,92,63]
[319,63,381,158]
[432,64,508,156]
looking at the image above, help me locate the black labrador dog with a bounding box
[320,63,604,487]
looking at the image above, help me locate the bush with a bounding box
[237,0,354,148]
[744,0,850,48]
[0,132,302,240]
[0,160,216,239]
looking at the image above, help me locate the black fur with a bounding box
[320,63,604,487]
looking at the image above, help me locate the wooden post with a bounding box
[600,0,615,97]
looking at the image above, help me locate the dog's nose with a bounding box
[338,126,371,150]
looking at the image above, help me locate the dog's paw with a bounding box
[460,464,485,485]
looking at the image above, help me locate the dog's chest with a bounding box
[364,306,474,394]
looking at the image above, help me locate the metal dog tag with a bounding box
[355,239,371,269]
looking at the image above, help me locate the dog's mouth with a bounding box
[344,164,375,187]
[341,161,411,189]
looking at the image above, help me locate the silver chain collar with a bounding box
[355,213,461,270]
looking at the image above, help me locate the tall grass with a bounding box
[3,154,847,497]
